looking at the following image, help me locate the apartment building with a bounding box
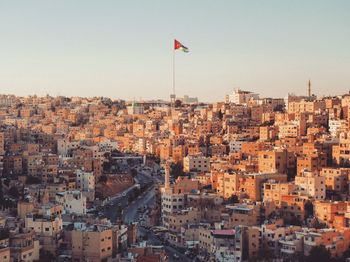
[71,224,115,262]
[263,182,296,206]
[55,191,87,215]
[295,171,326,200]
[9,230,40,262]
[320,167,350,192]
[183,155,210,173]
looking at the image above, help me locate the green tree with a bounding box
[174,99,182,108]
[217,110,224,120]
[304,200,314,218]
[273,104,285,112]
[26,175,41,184]
[36,191,40,204]
[0,179,4,208]
[98,175,108,183]
[256,243,274,262]
[170,162,185,179]
[306,245,331,262]
[227,195,239,204]
[130,168,138,177]
[8,186,19,198]
[38,250,56,262]
[289,216,303,226]
[341,246,350,261]
[0,228,9,240]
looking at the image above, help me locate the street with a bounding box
[121,171,192,262]
[101,165,192,262]
[123,185,155,224]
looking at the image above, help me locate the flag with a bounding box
[174,39,189,53]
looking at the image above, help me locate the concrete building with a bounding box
[227,89,259,105]
[56,191,87,215]
[127,102,144,115]
[183,155,210,173]
[295,171,326,200]
[71,223,115,262]
[320,167,350,192]
[9,230,40,262]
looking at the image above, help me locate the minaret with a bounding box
[164,161,170,190]
[308,79,311,97]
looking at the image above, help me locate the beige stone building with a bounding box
[71,224,115,262]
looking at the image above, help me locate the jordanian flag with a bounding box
[174,39,189,53]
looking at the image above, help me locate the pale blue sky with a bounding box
[0,0,349,101]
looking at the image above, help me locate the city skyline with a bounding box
[3,2,350,262]
[0,1,349,101]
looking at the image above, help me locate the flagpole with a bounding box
[172,46,176,107]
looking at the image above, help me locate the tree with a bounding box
[289,216,303,226]
[304,200,314,218]
[217,110,224,120]
[174,99,182,108]
[98,175,108,184]
[289,252,306,262]
[102,160,112,172]
[0,179,4,208]
[8,186,19,198]
[273,104,285,112]
[255,243,274,262]
[38,251,56,262]
[170,162,185,179]
[0,228,9,240]
[341,246,350,261]
[227,195,239,204]
[126,158,133,165]
[26,175,41,185]
[130,168,138,177]
[311,218,326,229]
[37,191,41,204]
[306,245,331,262]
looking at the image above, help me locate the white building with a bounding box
[127,102,144,115]
[55,191,87,215]
[279,233,304,259]
[329,119,347,137]
[76,170,95,202]
[0,95,17,107]
[227,89,259,105]
[160,162,186,226]
[161,194,185,217]
[181,95,198,104]
[76,170,95,191]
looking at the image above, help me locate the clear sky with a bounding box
[0,0,349,102]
